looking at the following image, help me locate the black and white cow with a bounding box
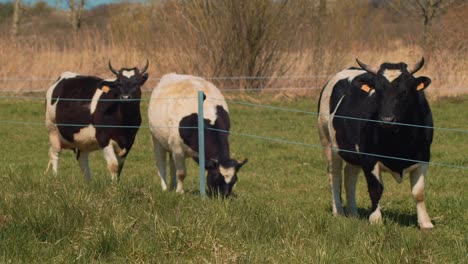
[148,73,247,197]
[45,61,149,181]
[317,58,434,229]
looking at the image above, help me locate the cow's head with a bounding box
[206,158,248,198]
[101,60,149,101]
[355,57,431,127]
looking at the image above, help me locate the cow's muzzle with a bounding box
[120,95,132,100]
[380,116,396,128]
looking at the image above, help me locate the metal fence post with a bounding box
[197,91,206,197]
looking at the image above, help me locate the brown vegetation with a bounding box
[0,0,466,97]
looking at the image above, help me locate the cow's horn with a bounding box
[108,60,119,75]
[140,59,149,74]
[408,57,425,74]
[356,58,378,75]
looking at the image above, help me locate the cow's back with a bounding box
[318,69,366,149]
[148,73,229,154]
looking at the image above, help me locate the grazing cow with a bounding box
[45,60,149,181]
[148,73,247,197]
[317,58,434,229]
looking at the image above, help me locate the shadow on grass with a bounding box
[358,208,418,227]
[184,189,239,199]
[347,207,420,227]
[382,209,420,227]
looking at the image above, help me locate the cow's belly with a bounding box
[181,143,198,158]
[58,125,100,151]
[153,127,199,158]
[150,116,175,146]
[376,161,420,183]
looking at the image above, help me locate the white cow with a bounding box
[148,73,247,197]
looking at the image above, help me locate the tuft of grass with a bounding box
[0,94,467,262]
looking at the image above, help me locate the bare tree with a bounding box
[68,0,85,32]
[386,0,466,59]
[11,0,21,36]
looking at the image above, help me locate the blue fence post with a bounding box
[198,91,206,197]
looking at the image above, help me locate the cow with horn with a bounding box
[45,60,149,181]
[318,58,434,229]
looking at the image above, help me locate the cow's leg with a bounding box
[364,164,384,224]
[344,163,360,217]
[116,156,126,179]
[169,154,177,190]
[410,164,433,229]
[76,150,91,181]
[172,153,186,194]
[152,138,168,191]
[318,122,344,215]
[45,130,61,175]
[102,143,120,182]
[329,152,344,216]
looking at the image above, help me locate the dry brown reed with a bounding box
[0,0,466,98]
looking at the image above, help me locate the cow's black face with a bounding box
[356,58,431,128]
[107,60,149,101]
[206,158,248,198]
[113,71,147,101]
[375,71,415,126]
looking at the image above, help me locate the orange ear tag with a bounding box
[102,86,110,93]
[361,84,371,93]
[416,83,425,91]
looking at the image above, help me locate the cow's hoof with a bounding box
[347,211,359,218]
[176,189,185,194]
[332,212,345,217]
[332,207,345,216]
[419,222,434,230]
[111,174,119,183]
[369,210,382,224]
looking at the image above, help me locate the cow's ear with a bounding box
[235,158,248,170]
[140,73,149,85]
[98,81,115,94]
[415,76,431,91]
[206,159,219,169]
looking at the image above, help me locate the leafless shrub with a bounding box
[145,0,304,90]
[0,0,466,96]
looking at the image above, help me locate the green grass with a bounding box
[0,93,467,263]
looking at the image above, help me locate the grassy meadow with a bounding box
[0,93,467,263]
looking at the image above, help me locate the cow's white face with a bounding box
[220,166,235,183]
[122,70,135,78]
[382,69,402,83]
[207,159,248,198]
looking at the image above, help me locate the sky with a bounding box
[0,0,139,9]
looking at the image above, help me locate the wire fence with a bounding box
[0,87,325,94]
[0,75,331,82]
[1,75,467,94]
[0,75,330,93]
[2,95,467,133]
[0,94,467,171]
[3,87,468,94]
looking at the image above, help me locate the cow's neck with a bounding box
[203,125,231,166]
[375,124,422,156]
[217,144,231,166]
[118,101,141,124]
